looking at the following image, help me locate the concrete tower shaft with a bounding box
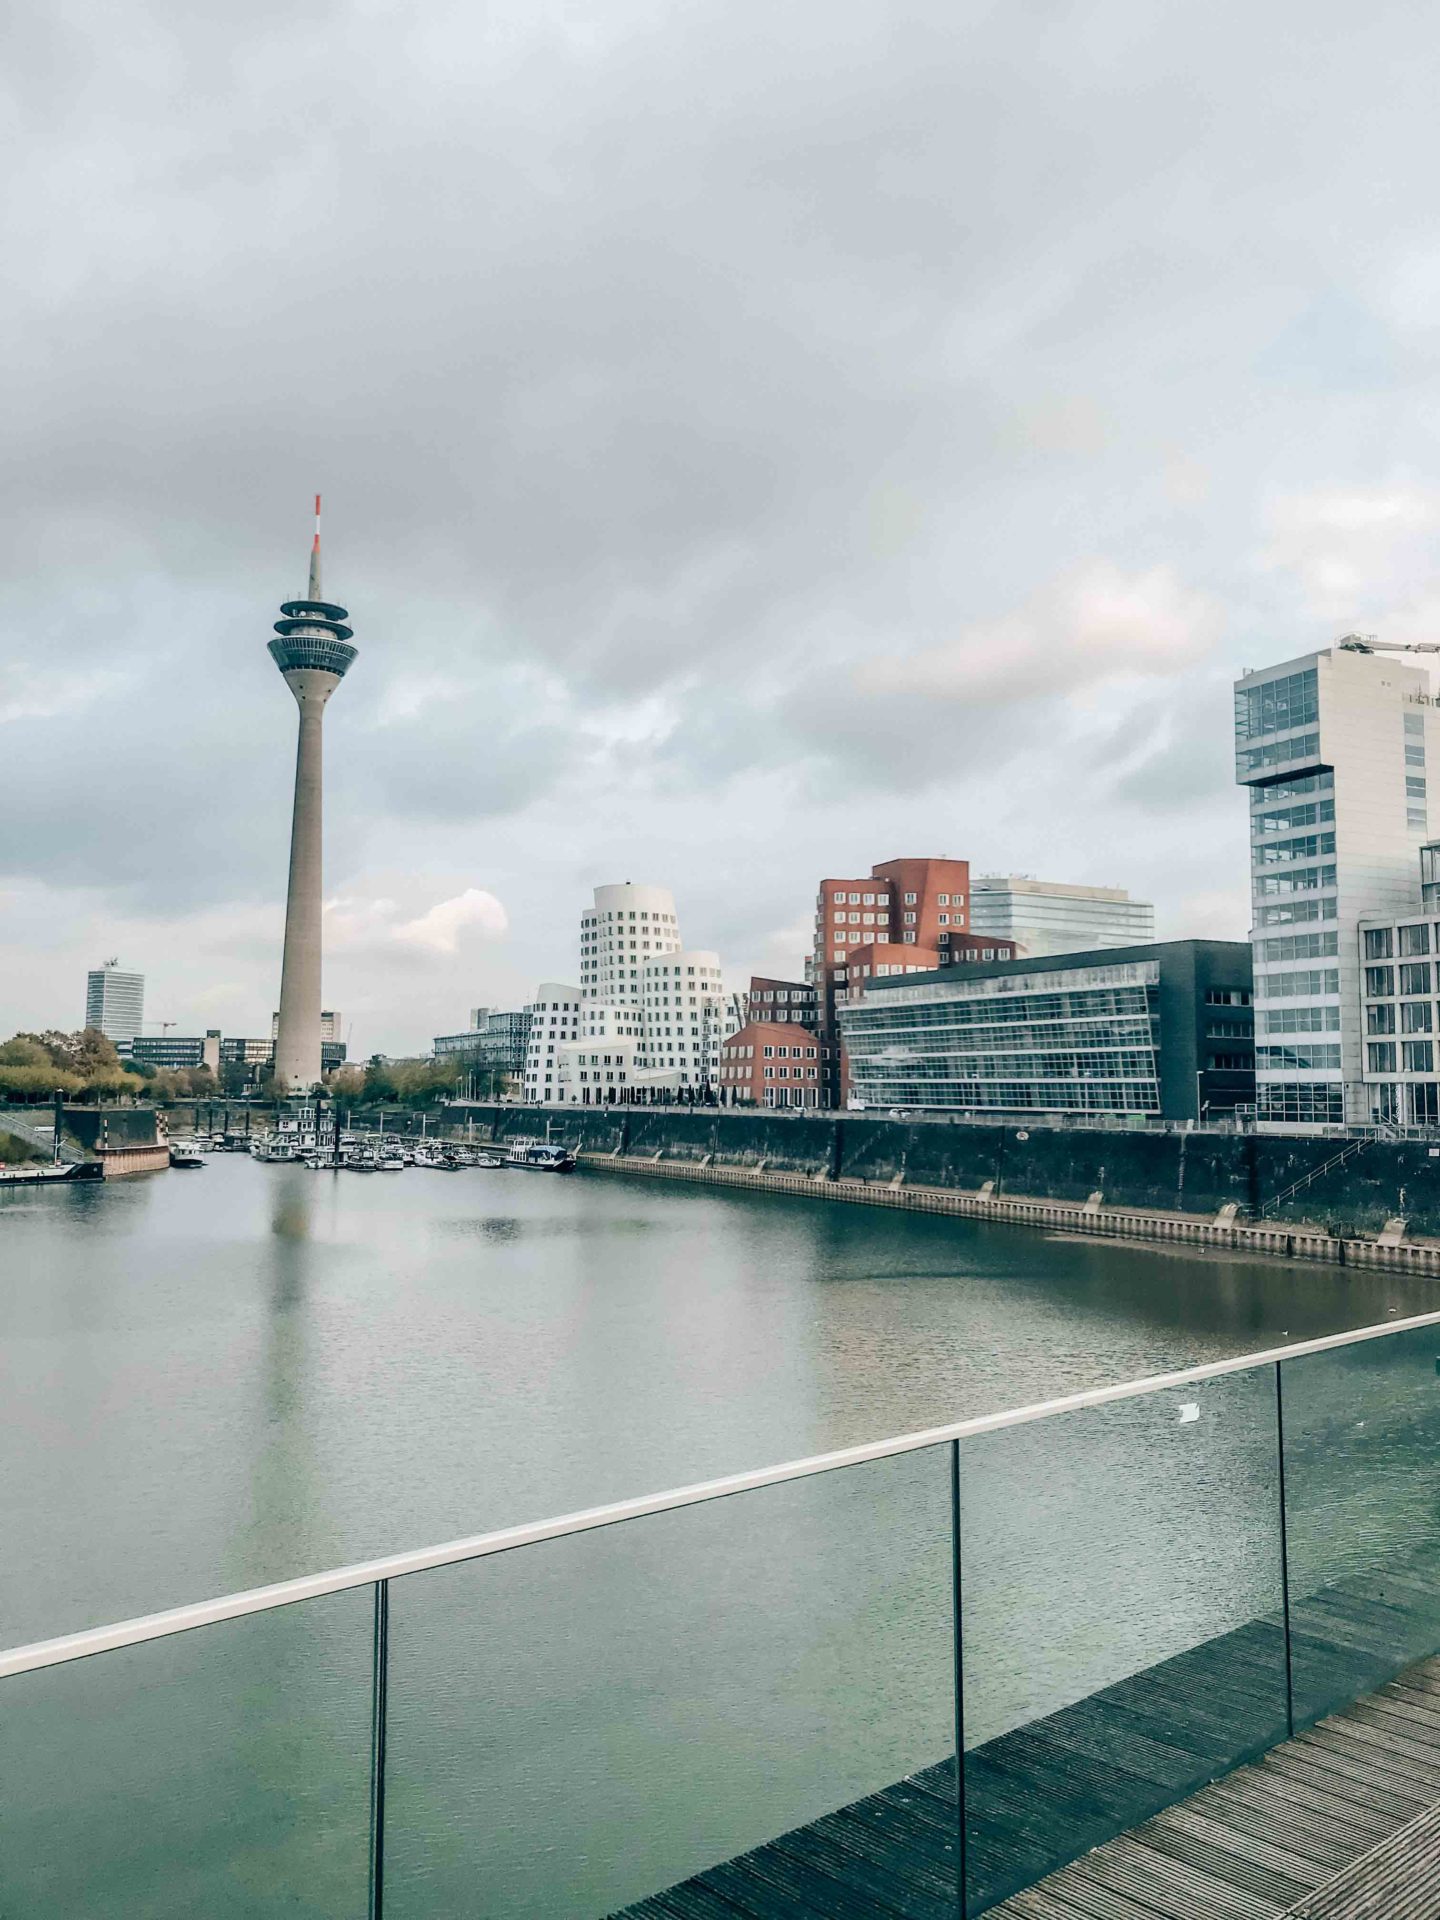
[270,498,357,1093]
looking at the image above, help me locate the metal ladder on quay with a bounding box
[1255,1136,1373,1220]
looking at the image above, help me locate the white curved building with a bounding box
[528,885,729,1103]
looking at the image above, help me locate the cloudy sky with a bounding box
[5,0,1440,1054]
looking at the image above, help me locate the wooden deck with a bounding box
[618,1569,1440,1920]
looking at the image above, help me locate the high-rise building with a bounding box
[580,882,683,999]
[1234,640,1440,1126]
[969,877,1155,956]
[85,963,144,1050]
[521,985,583,1104]
[810,857,973,1103]
[268,498,357,1093]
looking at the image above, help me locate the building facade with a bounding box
[272,1009,342,1044]
[810,857,973,1103]
[719,1021,823,1106]
[85,964,145,1051]
[968,877,1155,956]
[524,885,730,1103]
[1357,845,1440,1124]
[1235,642,1440,1127]
[433,1008,532,1075]
[744,976,819,1028]
[838,940,1254,1122]
[131,1031,222,1073]
[520,985,583,1104]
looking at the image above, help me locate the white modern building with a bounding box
[520,985,583,1104]
[1234,639,1440,1127]
[969,877,1155,957]
[85,963,145,1050]
[525,883,729,1103]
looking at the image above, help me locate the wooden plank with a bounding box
[1283,1800,1440,1920]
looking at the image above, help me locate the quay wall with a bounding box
[438,1106,1440,1244]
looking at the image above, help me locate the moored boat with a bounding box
[504,1140,576,1172]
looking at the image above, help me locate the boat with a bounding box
[504,1140,576,1172]
[472,1150,503,1169]
[169,1145,205,1169]
[377,1155,406,1172]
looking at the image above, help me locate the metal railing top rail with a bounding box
[5,1306,1440,1684]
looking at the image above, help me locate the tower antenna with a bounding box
[308,493,322,600]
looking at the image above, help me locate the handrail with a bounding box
[4,1306,1440,1683]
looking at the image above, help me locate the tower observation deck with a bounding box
[270,497,357,1094]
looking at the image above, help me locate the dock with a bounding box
[621,1563,1440,1920]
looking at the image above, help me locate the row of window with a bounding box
[1253,832,1336,865]
[1261,1007,1340,1034]
[1254,863,1336,897]
[1257,931,1338,963]
[1365,964,1435,997]
[1252,799,1334,835]
[1367,1002,1434,1033]
[1255,1044,1342,1071]
[1236,731,1321,778]
[1257,968,1339,998]
[1257,897,1337,927]
[1367,1042,1438,1073]
[1251,769,1333,809]
[1364,924,1437,959]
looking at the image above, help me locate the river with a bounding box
[3,1156,1435,1917]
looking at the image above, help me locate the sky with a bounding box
[6,0,1440,1055]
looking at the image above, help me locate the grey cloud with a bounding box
[9,0,1440,1043]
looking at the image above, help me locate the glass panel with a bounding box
[0,1588,374,1917]
[385,1447,954,1918]
[1282,1325,1440,1728]
[958,1366,1287,1915]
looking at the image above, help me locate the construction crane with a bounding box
[1337,632,1440,655]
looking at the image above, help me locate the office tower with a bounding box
[84,962,145,1051]
[1234,640,1440,1126]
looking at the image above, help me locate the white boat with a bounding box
[504,1140,576,1172]
[169,1145,205,1169]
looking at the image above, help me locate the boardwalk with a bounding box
[621,1570,1440,1920]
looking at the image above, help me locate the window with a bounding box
[1401,924,1433,957]
[1365,928,1395,959]
[1263,1007,1339,1034]
[1406,710,1426,736]
[938,894,949,906]
[1254,864,1336,897]
[1368,1004,1396,1035]
[1259,932,1338,962]
[1369,1042,1398,1074]
[1234,668,1319,742]
[903,911,917,925]
[1258,899,1336,926]
[1365,966,1396,997]
[1258,969,1338,998]
[1256,1044,1342,1070]
[1407,745,1427,767]
[1402,961,1433,996]
[1409,777,1428,799]
[904,893,917,904]
[1403,1001,1434,1033]
[1237,730,1325,778]
[1404,1040,1435,1073]
[1206,987,1253,1005]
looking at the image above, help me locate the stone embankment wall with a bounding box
[449,1105,1440,1266]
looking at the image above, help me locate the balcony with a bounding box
[4,1314,1440,1916]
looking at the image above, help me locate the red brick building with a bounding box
[718,1020,824,1107]
[744,975,820,1028]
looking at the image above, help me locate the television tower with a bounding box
[269,497,357,1093]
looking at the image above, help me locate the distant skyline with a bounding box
[7,1,1440,1052]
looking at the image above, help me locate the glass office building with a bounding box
[1235,643,1440,1127]
[839,940,1252,1120]
[84,964,145,1051]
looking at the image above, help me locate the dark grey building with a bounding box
[839,939,1254,1122]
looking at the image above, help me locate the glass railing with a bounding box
[4,1310,1440,1917]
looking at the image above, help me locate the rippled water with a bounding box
[4,1156,1438,1917]
[3,1155,1429,1645]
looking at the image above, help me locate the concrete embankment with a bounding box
[445,1105,1440,1277]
